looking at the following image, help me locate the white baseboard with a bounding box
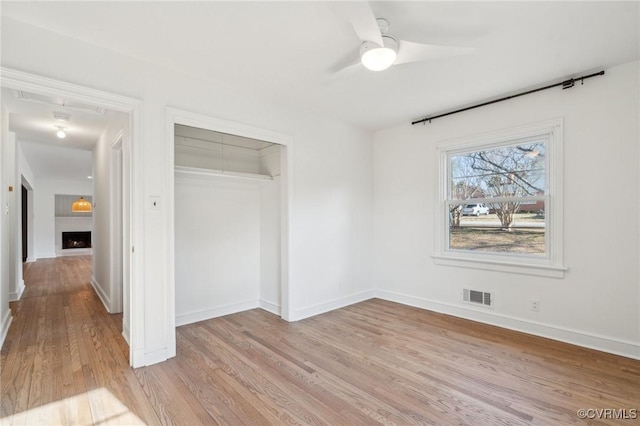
[122,321,131,346]
[139,348,171,368]
[176,300,260,327]
[25,257,36,263]
[58,248,93,257]
[9,280,25,301]
[35,252,57,259]
[131,348,146,368]
[292,290,376,321]
[91,277,111,313]
[0,309,13,349]
[375,290,640,361]
[259,300,281,316]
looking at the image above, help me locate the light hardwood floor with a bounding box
[2,256,639,425]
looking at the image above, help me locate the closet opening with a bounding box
[171,120,290,332]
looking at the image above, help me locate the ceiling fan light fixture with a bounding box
[360,36,398,71]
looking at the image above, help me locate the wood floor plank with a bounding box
[2,255,639,425]
[1,256,160,426]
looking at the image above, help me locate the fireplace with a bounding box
[62,231,92,250]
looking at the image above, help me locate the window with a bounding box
[434,119,565,277]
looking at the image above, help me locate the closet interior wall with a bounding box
[173,125,281,326]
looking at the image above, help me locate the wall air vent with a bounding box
[13,90,107,115]
[463,289,493,308]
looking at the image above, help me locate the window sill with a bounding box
[432,255,567,278]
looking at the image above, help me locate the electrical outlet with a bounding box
[531,300,540,312]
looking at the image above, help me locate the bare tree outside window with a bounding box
[447,139,547,255]
[451,142,545,229]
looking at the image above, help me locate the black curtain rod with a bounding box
[411,70,605,126]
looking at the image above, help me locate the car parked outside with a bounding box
[462,203,490,216]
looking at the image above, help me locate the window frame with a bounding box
[433,118,566,278]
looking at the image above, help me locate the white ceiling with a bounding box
[1,87,125,180]
[2,1,638,132]
[2,87,117,151]
[1,1,638,181]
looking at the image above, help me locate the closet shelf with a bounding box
[175,165,273,181]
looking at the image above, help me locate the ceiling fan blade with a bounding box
[328,47,361,74]
[324,61,363,86]
[395,40,475,65]
[341,1,383,46]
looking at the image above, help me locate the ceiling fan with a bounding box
[338,2,474,73]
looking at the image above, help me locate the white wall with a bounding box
[3,127,19,302]
[33,178,93,259]
[174,173,262,325]
[0,107,12,347]
[373,61,640,359]
[1,17,374,363]
[259,145,282,313]
[260,176,281,314]
[290,119,374,318]
[92,113,128,313]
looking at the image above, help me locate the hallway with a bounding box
[0,256,158,424]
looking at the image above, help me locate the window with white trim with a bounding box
[434,119,565,278]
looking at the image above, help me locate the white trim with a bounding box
[140,347,172,367]
[259,300,281,316]
[91,277,111,313]
[0,68,140,111]
[35,253,58,259]
[0,310,12,349]
[435,118,565,277]
[122,322,131,346]
[292,290,375,321]
[432,255,568,279]
[451,195,546,205]
[166,106,295,363]
[375,290,640,360]
[1,67,145,368]
[279,142,294,321]
[59,248,93,257]
[176,300,260,327]
[9,280,25,301]
[110,131,124,314]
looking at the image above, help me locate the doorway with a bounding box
[21,185,27,262]
[1,67,142,366]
